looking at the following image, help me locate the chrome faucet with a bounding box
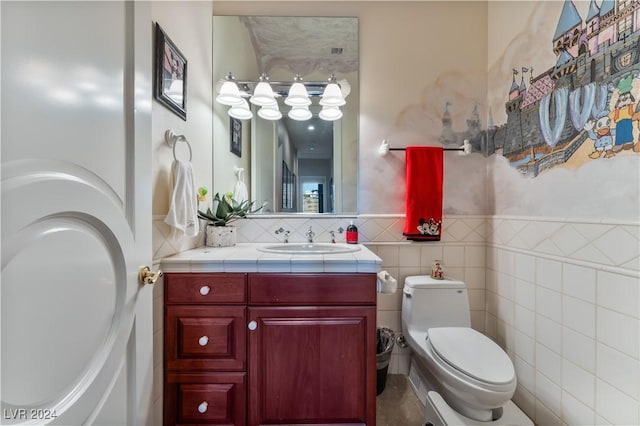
[275,227,290,243]
[329,227,344,243]
[305,226,315,243]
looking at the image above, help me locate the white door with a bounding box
[1,2,153,425]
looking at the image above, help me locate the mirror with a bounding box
[212,16,359,214]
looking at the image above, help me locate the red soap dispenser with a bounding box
[346,220,358,244]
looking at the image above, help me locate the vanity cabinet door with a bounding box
[166,306,246,371]
[247,306,376,426]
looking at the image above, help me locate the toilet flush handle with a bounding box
[402,287,413,297]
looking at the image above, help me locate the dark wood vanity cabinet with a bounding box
[164,273,247,426]
[165,272,377,426]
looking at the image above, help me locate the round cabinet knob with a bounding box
[198,401,208,413]
[247,321,257,331]
[199,286,210,296]
[198,336,209,346]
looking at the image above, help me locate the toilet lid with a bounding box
[427,327,515,385]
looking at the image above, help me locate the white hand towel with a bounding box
[165,159,199,237]
[233,169,248,203]
[376,270,397,294]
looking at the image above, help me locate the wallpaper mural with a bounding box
[488,0,640,175]
[367,1,638,219]
[486,0,640,220]
[406,0,640,220]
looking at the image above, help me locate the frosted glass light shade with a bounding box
[319,106,343,121]
[250,82,277,106]
[228,99,253,120]
[288,105,312,121]
[216,81,244,106]
[319,83,345,107]
[285,82,311,106]
[258,104,282,120]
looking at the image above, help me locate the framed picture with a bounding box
[230,117,242,157]
[154,23,187,120]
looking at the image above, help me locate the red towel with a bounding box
[403,146,443,241]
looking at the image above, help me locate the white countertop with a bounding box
[161,243,383,273]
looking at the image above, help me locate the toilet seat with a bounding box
[427,327,515,386]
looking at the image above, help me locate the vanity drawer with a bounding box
[166,306,246,371]
[249,273,377,305]
[166,273,246,305]
[165,372,246,426]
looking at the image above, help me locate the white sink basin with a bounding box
[257,243,361,255]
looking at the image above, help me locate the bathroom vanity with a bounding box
[162,244,382,426]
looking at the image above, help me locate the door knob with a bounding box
[139,266,163,285]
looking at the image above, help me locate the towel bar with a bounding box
[378,139,472,156]
[165,129,193,162]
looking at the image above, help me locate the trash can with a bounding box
[376,327,395,395]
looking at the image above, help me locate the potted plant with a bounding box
[198,192,262,247]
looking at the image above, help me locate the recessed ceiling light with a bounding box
[308,125,315,131]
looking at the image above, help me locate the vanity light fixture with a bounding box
[319,74,345,107]
[285,75,311,106]
[257,103,282,120]
[217,73,349,121]
[249,73,277,106]
[319,106,343,121]
[288,105,312,121]
[216,72,244,106]
[228,98,253,120]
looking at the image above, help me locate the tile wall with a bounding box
[486,216,640,426]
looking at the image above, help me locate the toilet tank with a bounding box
[401,276,471,332]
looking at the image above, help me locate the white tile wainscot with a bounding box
[486,215,640,426]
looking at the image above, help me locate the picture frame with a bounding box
[230,117,242,157]
[154,23,187,120]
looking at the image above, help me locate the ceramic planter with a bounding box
[205,225,237,247]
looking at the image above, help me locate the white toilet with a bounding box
[401,275,533,425]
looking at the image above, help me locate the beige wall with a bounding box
[152,1,213,257]
[151,2,213,423]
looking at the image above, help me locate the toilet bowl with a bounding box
[406,326,516,421]
[401,276,527,423]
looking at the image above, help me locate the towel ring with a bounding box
[165,129,193,162]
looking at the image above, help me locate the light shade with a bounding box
[288,105,312,121]
[216,80,244,106]
[258,103,282,120]
[319,106,343,121]
[250,81,277,106]
[319,82,345,107]
[285,82,311,106]
[228,99,253,120]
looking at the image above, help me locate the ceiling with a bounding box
[240,16,358,77]
[239,16,355,161]
[283,117,334,160]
